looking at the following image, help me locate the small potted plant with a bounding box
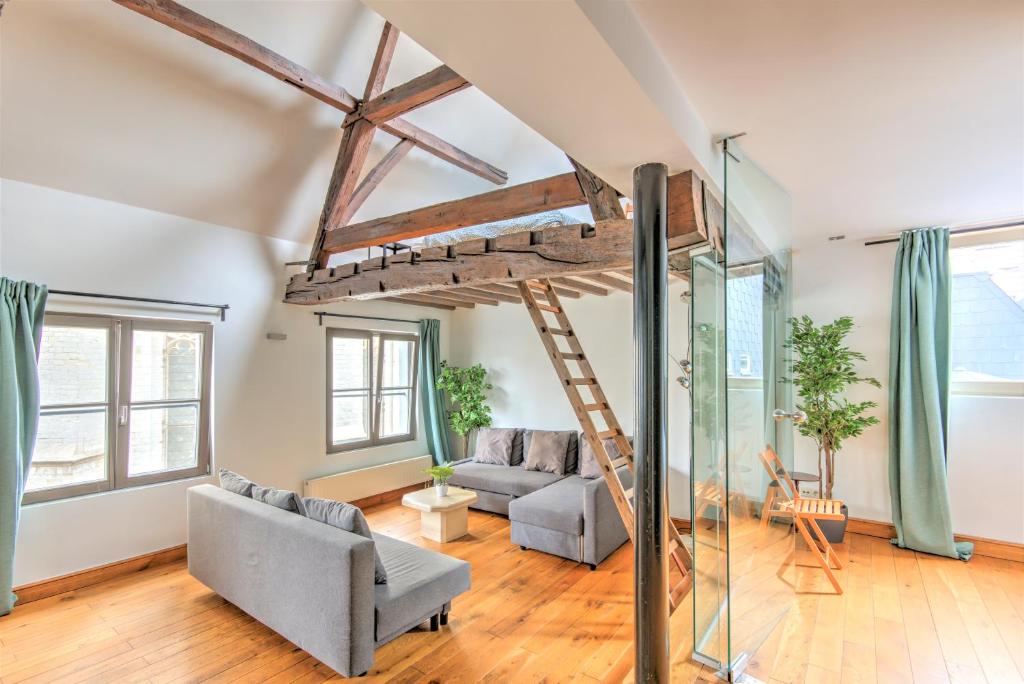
[424,463,455,497]
[787,315,881,543]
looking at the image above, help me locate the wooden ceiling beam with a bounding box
[576,272,633,294]
[114,0,358,111]
[342,138,415,227]
[322,172,586,254]
[358,65,469,125]
[378,119,507,185]
[392,293,474,309]
[549,276,608,296]
[112,0,508,187]
[382,296,454,311]
[568,157,625,221]
[456,286,521,304]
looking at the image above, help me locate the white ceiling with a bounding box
[629,0,1024,242]
[3,0,1021,249]
[0,0,571,245]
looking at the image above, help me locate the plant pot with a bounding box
[435,483,449,498]
[813,504,849,544]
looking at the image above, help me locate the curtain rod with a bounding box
[864,220,1023,247]
[48,289,230,321]
[313,311,421,326]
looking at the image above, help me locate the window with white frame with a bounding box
[950,231,1024,394]
[26,313,213,504]
[327,328,418,452]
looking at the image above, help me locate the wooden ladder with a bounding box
[517,278,694,613]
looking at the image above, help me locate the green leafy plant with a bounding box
[786,315,881,499]
[436,361,493,453]
[424,463,455,485]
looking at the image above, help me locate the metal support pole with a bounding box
[633,162,670,683]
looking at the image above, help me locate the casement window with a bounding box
[327,328,419,452]
[950,230,1024,396]
[25,313,213,504]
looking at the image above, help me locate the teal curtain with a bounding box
[1,279,48,615]
[418,319,452,465]
[888,229,972,560]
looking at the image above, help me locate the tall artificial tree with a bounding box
[787,315,880,499]
[436,361,493,456]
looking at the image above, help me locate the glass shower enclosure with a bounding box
[686,136,796,680]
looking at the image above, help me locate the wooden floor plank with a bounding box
[1,500,1019,684]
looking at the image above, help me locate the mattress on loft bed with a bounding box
[419,209,590,248]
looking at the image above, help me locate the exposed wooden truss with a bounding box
[286,170,718,306]
[112,0,509,268]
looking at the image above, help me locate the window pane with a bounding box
[128,404,199,476]
[380,339,414,387]
[332,392,371,444]
[951,240,1024,382]
[27,410,107,492]
[333,336,370,390]
[726,273,764,378]
[379,389,411,438]
[131,330,203,402]
[38,325,107,406]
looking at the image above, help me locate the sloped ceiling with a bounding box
[0,0,572,245]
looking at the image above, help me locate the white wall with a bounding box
[447,282,694,519]
[792,239,1024,543]
[1,179,449,585]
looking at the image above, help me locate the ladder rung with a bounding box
[527,280,549,292]
[623,487,634,500]
[610,456,630,469]
[581,402,607,411]
[568,378,596,386]
[537,303,561,313]
[561,353,585,361]
[547,327,573,336]
[670,576,693,608]
[597,429,620,439]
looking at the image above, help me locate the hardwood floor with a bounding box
[1,501,1021,683]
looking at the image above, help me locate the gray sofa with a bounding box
[448,429,631,568]
[187,484,470,678]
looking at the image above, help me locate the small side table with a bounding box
[401,487,478,543]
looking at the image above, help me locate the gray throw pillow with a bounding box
[251,485,307,516]
[523,430,571,475]
[473,428,517,466]
[523,430,576,473]
[509,429,526,466]
[219,468,255,497]
[303,497,387,584]
[579,437,620,479]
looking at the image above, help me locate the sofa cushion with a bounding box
[372,533,470,642]
[449,461,565,498]
[509,429,526,467]
[578,437,621,479]
[303,497,387,584]
[508,476,587,535]
[523,430,579,474]
[219,468,256,497]
[252,485,306,516]
[473,428,517,466]
[523,430,571,475]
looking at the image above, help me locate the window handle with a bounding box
[118,405,129,426]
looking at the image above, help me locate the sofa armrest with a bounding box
[450,457,473,466]
[581,467,633,565]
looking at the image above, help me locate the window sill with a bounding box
[951,381,1024,398]
[22,473,214,508]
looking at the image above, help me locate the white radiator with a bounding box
[303,455,432,502]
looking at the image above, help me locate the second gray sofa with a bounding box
[448,428,630,568]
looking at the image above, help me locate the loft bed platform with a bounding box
[285,170,721,309]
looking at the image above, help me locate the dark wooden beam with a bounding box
[378,118,508,185]
[112,0,508,187]
[114,0,358,111]
[342,138,415,226]
[323,172,586,254]
[359,65,469,125]
[568,157,624,221]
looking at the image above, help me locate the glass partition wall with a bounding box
[689,137,795,680]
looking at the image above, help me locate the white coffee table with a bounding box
[401,486,478,543]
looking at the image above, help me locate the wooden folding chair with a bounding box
[757,446,845,594]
